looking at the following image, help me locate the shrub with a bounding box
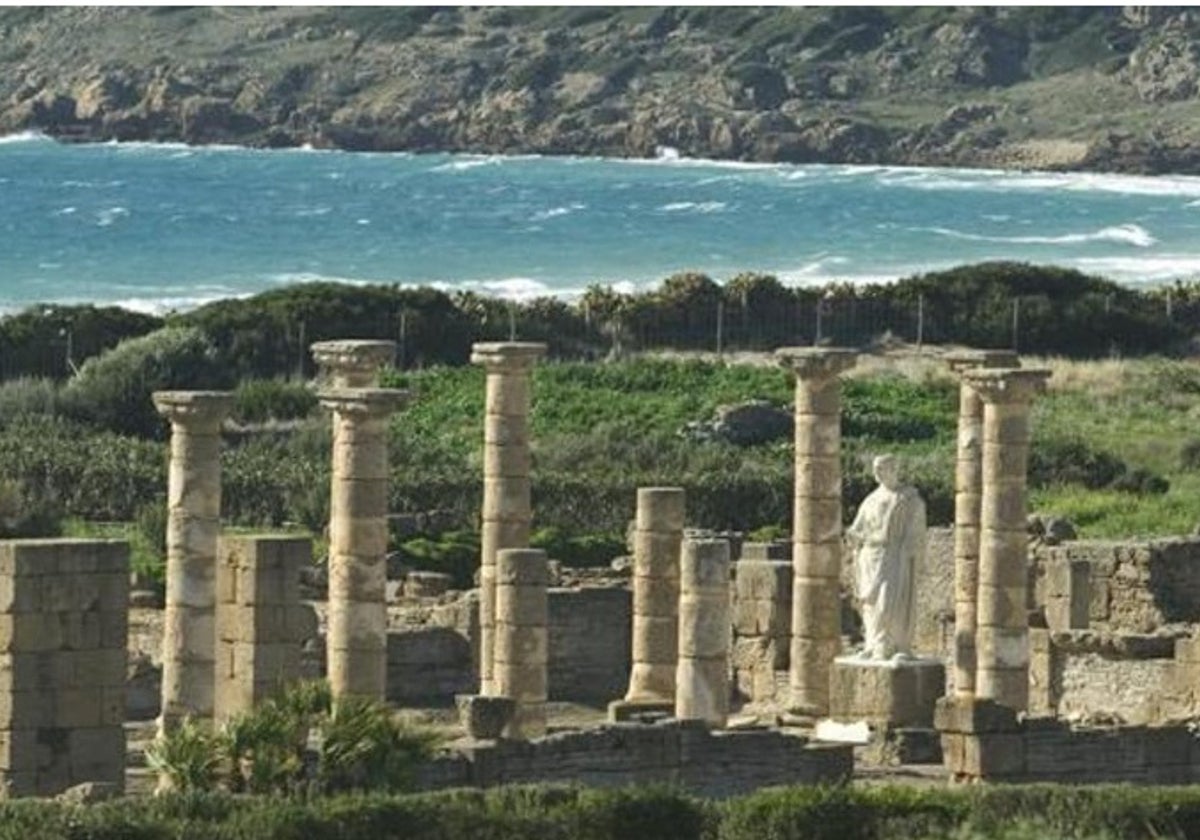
[149,681,440,797]
[531,527,625,568]
[0,478,61,538]
[233,379,318,423]
[64,326,233,438]
[0,377,63,424]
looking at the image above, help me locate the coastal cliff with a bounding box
[3,7,1200,173]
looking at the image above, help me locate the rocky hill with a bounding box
[4,7,1200,173]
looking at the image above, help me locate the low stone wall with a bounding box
[938,696,1200,783]
[416,720,852,797]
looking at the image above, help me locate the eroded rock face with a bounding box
[1127,29,1200,102]
[0,8,1199,174]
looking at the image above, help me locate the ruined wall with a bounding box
[0,540,128,797]
[939,698,1200,784]
[385,585,630,705]
[1034,538,1200,634]
[415,720,852,798]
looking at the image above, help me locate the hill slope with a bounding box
[3,7,1200,173]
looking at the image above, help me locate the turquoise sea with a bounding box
[4,130,1200,313]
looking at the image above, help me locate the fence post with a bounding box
[1011,298,1020,352]
[917,294,925,349]
[716,300,724,356]
[508,302,517,341]
[398,310,408,370]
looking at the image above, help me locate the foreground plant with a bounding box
[147,680,441,796]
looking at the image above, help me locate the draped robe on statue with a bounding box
[847,482,926,660]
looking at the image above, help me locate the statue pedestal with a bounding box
[827,655,945,728]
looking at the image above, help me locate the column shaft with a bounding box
[675,538,731,727]
[965,368,1048,712]
[324,399,402,700]
[472,343,545,696]
[777,347,855,718]
[626,487,684,703]
[494,548,548,739]
[947,350,1018,700]
[953,383,984,697]
[155,391,232,733]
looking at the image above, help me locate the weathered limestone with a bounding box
[471,342,546,696]
[776,347,857,717]
[676,538,732,727]
[962,368,1050,711]
[625,487,684,705]
[0,540,128,797]
[493,548,549,739]
[829,656,946,728]
[320,387,407,700]
[315,339,407,701]
[214,535,308,722]
[310,340,395,387]
[153,390,233,732]
[732,558,792,706]
[946,350,1019,698]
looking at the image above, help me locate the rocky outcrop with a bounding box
[4,8,1200,174]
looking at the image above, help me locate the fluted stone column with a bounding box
[153,390,233,733]
[471,342,546,696]
[776,347,856,718]
[962,367,1049,712]
[320,387,407,700]
[625,487,685,705]
[946,350,1019,698]
[494,548,548,739]
[675,538,731,727]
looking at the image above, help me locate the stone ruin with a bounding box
[10,339,1200,798]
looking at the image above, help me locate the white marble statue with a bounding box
[846,454,926,661]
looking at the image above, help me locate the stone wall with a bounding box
[1034,538,1200,634]
[0,539,128,797]
[385,585,630,705]
[938,697,1200,784]
[415,720,852,797]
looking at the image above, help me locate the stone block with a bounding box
[961,732,1025,778]
[456,693,515,740]
[933,695,1019,734]
[828,656,945,728]
[607,699,674,723]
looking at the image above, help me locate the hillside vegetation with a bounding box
[3,8,1200,172]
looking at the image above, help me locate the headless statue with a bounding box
[846,454,926,661]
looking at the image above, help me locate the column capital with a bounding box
[318,387,409,418]
[470,342,547,373]
[962,368,1050,404]
[153,391,234,428]
[945,349,1020,375]
[775,347,857,380]
[311,340,396,387]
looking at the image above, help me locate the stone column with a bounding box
[675,538,731,727]
[625,487,684,705]
[153,390,233,733]
[320,388,407,700]
[494,548,548,740]
[945,350,1018,698]
[962,368,1050,712]
[776,347,856,718]
[470,342,546,696]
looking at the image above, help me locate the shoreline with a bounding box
[17,127,1200,181]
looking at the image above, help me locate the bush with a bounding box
[64,326,233,438]
[0,377,63,425]
[531,527,625,568]
[233,379,318,424]
[148,681,441,798]
[0,478,62,538]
